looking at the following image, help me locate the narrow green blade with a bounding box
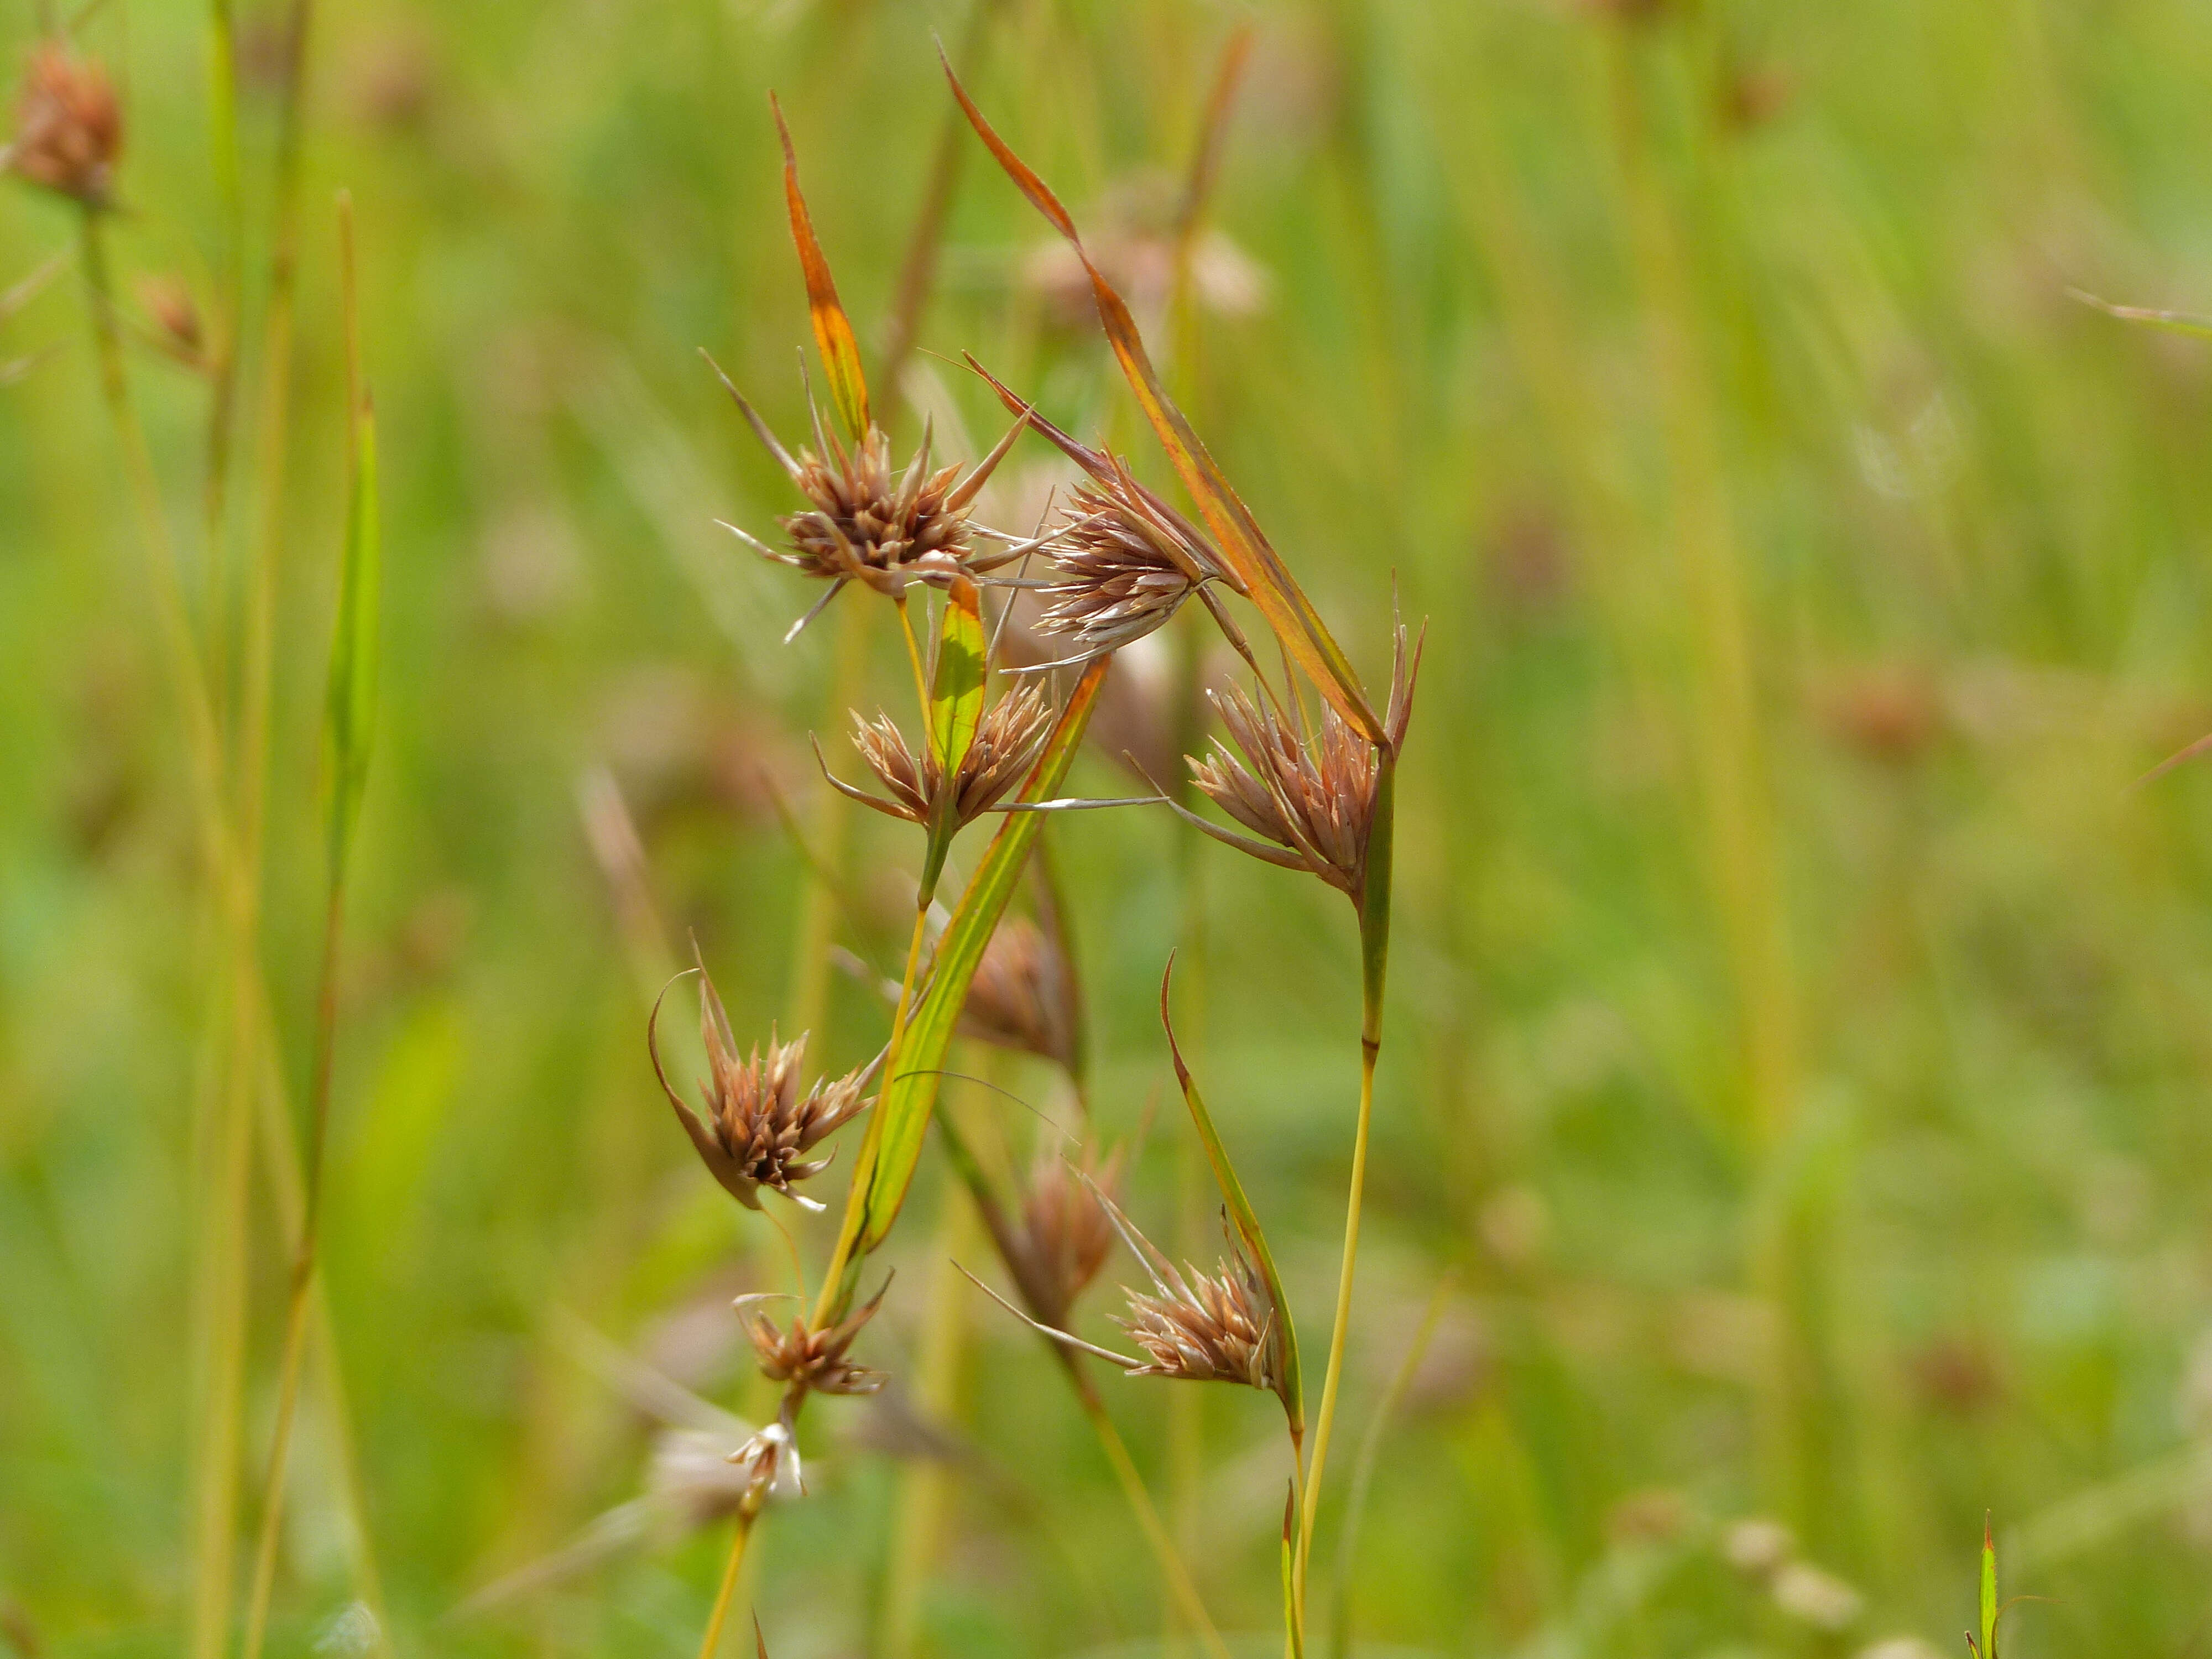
[324,404,380,873]
[928,574,985,780]
[843,658,1109,1261]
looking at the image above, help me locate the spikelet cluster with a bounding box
[843,680,1055,831]
[650,957,870,1211]
[738,1284,888,1397]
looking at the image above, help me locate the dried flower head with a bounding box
[959,913,1077,1071]
[1011,1142,1124,1327]
[1183,620,1422,906]
[649,955,872,1211]
[738,1283,888,1397]
[832,680,1056,832]
[1034,465,1218,659]
[8,46,122,207]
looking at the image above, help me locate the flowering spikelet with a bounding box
[1034,464,1218,658]
[8,46,121,207]
[959,913,1076,1071]
[649,954,871,1211]
[1011,1142,1123,1327]
[1183,620,1423,906]
[738,1282,889,1397]
[834,680,1056,831]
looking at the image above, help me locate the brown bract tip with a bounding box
[9,46,121,208]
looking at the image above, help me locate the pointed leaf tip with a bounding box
[771,93,870,443]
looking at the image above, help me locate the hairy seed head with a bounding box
[1185,621,1422,906]
[1115,1234,1278,1393]
[9,46,121,207]
[783,424,971,587]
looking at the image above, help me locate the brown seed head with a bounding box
[1185,621,1422,905]
[1013,1142,1123,1326]
[1035,472,1214,658]
[738,1282,888,1397]
[650,957,870,1211]
[784,423,971,586]
[9,46,122,207]
[959,913,1076,1070]
[843,681,1054,832]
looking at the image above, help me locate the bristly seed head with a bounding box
[738,1281,889,1397]
[1034,468,1217,658]
[711,362,1036,609]
[650,954,872,1211]
[9,46,122,208]
[1112,1208,1281,1397]
[842,680,1056,832]
[1183,619,1423,907]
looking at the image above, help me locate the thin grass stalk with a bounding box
[1292,751,1396,1632]
[200,0,242,690]
[1603,30,1809,1527]
[241,195,377,1659]
[77,206,260,1659]
[697,1509,758,1659]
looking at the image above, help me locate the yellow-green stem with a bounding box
[239,876,348,1659]
[1292,1037,1379,1632]
[697,1508,757,1659]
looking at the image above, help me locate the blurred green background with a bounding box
[8,0,2212,1654]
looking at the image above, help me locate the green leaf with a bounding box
[837,658,1110,1267]
[324,403,380,873]
[928,575,985,781]
[1357,750,1396,1048]
[1160,957,1303,1438]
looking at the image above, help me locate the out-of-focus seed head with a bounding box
[959,913,1077,1071]
[1011,1142,1123,1326]
[738,1282,888,1397]
[1034,471,1214,658]
[9,46,122,207]
[650,957,870,1211]
[137,273,204,362]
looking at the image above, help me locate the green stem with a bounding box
[1294,752,1396,1634]
[239,876,347,1659]
[697,1507,757,1659]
